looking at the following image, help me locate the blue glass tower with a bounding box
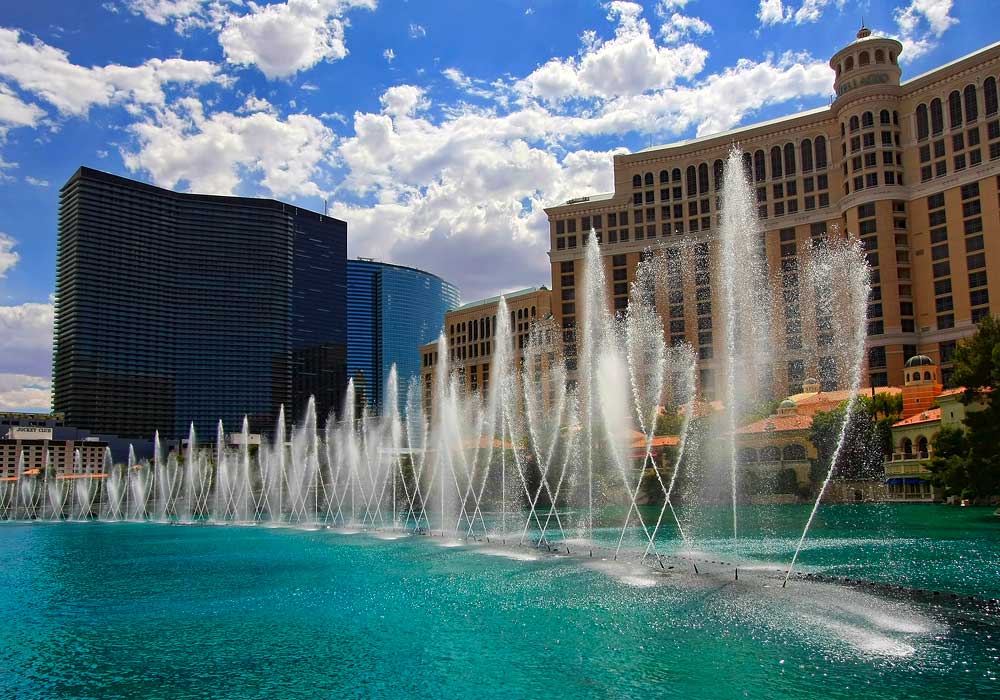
[347,260,459,415]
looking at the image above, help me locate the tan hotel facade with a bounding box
[546,29,1000,399]
[419,287,554,415]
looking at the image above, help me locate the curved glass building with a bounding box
[347,259,459,415]
[53,167,347,440]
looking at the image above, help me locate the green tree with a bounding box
[928,315,1000,500]
[808,400,882,481]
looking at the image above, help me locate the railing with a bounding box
[885,462,933,477]
[891,450,930,462]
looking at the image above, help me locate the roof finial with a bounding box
[856,20,871,40]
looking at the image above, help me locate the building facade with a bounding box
[0,426,107,479]
[419,286,553,416]
[546,30,1000,398]
[53,167,347,441]
[346,258,460,416]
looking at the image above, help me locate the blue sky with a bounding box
[0,0,992,411]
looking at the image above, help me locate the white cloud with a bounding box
[893,0,957,60]
[0,27,223,117]
[517,2,707,103]
[218,0,376,79]
[659,13,712,44]
[383,48,396,62]
[0,301,53,377]
[0,374,50,412]
[237,94,276,114]
[123,0,236,32]
[656,0,690,10]
[0,82,45,131]
[0,233,18,277]
[24,176,49,187]
[757,0,790,25]
[408,23,426,38]
[124,97,334,198]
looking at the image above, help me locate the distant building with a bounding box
[53,167,347,441]
[546,29,1000,398]
[885,355,987,501]
[346,259,459,416]
[0,426,107,480]
[419,286,554,417]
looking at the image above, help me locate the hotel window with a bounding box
[917,104,929,140]
[965,84,979,123]
[567,219,577,233]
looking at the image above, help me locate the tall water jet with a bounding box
[784,237,870,585]
[718,147,773,559]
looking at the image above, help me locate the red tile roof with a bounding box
[892,408,941,427]
[738,414,814,434]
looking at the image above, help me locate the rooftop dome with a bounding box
[905,355,934,368]
[803,377,817,386]
[779,399,796,410]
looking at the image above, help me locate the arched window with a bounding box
[948,91,962,129]
[985,77,998,116]
[845,56,854,71]
[880,109,890,125]
[644,172,654,186]
[840,122,846,137]
[784,143,796,175]
[859,51,870,67]
[770,146,783,179]
[761,446,781,462]
[916,103,929,140]
[924,371,932,381]
[814,136,827,168]
[902,437,913,455]
[742,152,752,180]
[930,98,944,134]
[517,309,523,319]
[862,111,874,128]
[698,163,709,194]
[531,306,536,316]
[686,165,697,197]
[659,170,669,183]
[713,159,724,191]
[783,444,807,461]
[738,448,758,463]
[917,436,929,455]
[672,168,681,182]
[632,174,642,188]
[850,115,860,132]
[893,110,899,125]
[875,49,885,63]
[905,372,911,382]
[754,150,766,182]
[836,63,842,77]
[889,51,896,64]
[964,84,978,123]
[801,139,813,172]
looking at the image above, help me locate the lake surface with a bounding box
[1,505,997,699]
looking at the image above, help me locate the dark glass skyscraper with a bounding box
[347,259,459,415]
[53,167,347,440]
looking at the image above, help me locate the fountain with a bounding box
[0,149,874,589]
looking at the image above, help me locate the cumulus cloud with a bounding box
[123,0,224,30]
[24,176,49,187]
[0,301,53,377]
[516,1,707,103]
[124,97,334,198]
[0,233,18,277]
[218,0,376,79]
[0,374,51,412]
[0,27,223,117]
[0,82,45,132]
[659,13,712,44]
[757,0,843,26]
[893,0,958,60]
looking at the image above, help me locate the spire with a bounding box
[856,22,871,40]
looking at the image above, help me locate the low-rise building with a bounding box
[419,286,554,416]
[0,426,107,480]
[885,356,987,501]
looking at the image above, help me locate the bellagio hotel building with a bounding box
[545,28,1000,399]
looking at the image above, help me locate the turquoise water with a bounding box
[1,505,998,699]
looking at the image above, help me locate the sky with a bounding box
[0,0,993,412]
